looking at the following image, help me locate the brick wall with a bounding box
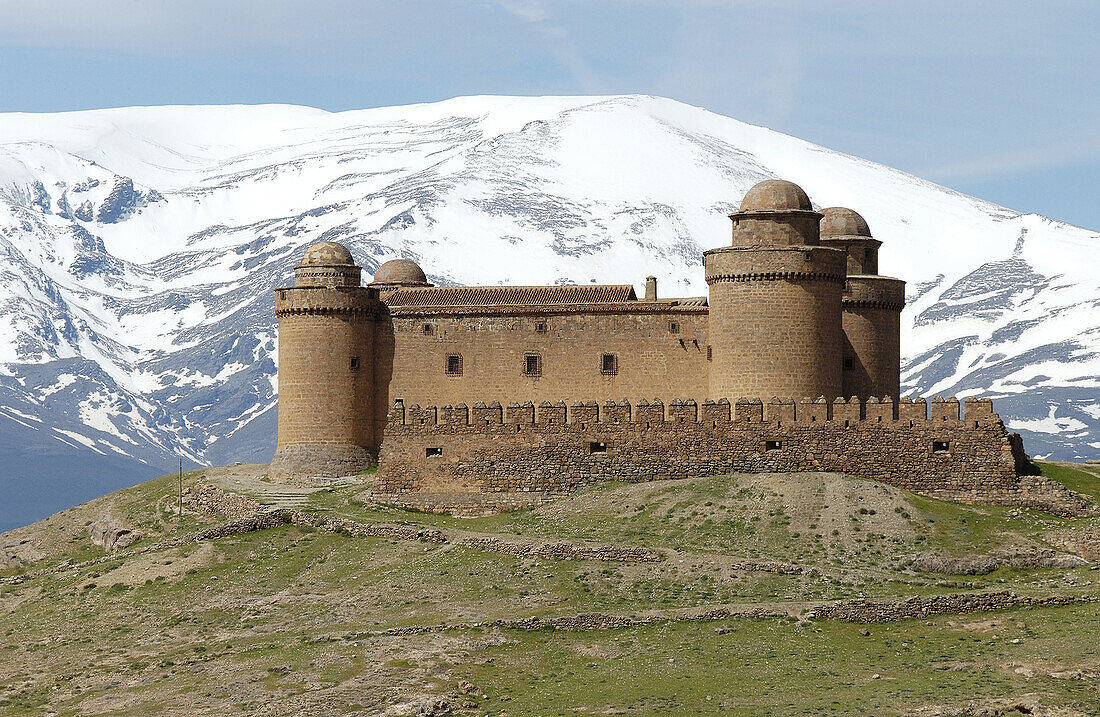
[373,396,1083,514]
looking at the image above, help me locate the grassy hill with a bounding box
[1,462,1100,715]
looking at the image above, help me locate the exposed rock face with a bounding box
[88,519,141,552]
[910,549,1088,575]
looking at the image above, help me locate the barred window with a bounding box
[524,353,542,377]
[601,353,618,375]
[422,323,433,334]
[535,321,548,333]
[446,354,463,375]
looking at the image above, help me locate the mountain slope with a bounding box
[1,95,1097,527]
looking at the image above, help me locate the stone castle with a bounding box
[270,179,1046,511]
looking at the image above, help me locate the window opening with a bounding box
[589,441,607,454]
[425,447,442,457]
[668,321,680,334]
[446,354,463,375]
[601,353,618,375]
[765,440,783,451]
[422,323,433,334]
[932,440,950,453]
[524,354,542,377]
[843,357,854,371]
[349,356,360,371]
[535,322,548,333]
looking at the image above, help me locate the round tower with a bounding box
[820,208,906,399]
[704,180,847,401]
[269,241,380,481]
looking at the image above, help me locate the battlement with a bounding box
[374,392,1049,513]
[388,395,1001,428]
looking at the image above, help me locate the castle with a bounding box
[270,179,1039,510]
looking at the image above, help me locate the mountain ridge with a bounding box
[1,93,1097,530]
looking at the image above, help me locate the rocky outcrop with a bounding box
[909,549,1088,575]
[88,518,141,552]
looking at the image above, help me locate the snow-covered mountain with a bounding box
[1,95,1098,528]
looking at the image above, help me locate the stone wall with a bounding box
[841,276,904,400]
[272,285,379,479]
[375,396,1087,515]
[704,246,846,401]
[373,305,710,430]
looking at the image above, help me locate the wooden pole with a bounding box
[178,458,183,519]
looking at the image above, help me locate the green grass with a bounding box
[458,603,1100,715]
[1037,460,1100,503]
[4,462,1100,714]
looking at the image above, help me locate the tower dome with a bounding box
[819,207,880,275]
[739,179,813,212]
[293,241,361,288]
[299,241,355,267]
[372,259,428,286]
[820,207,872,238]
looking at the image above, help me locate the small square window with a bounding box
[707,345,712,361]
[446,354,463,375]
[589,442,607,454]
[524,354,542,377]
[422,323,433,334]
[765,440,783,451]
[535,322,548,333]
[668,321,680,334]
[601,353,618,375]
[842,357,854,371]
[932,440,950,453]
[425,447,442,457]
[349,356,360,371]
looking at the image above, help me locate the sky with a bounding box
[0,0,1097,229]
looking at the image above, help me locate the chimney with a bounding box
[645,276,657,301]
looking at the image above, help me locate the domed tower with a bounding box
[269,241,380,481]
[371,258,431,288]
[819,208,905,399]
[704,180,847,401]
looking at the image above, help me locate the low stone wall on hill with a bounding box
[375,395,1089,516]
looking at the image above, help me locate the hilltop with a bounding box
[3,462,1100,714]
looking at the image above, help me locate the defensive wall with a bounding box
[373,395,1083,515]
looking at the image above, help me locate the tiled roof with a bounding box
[381,285,638,308]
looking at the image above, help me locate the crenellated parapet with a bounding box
[373,392,1052,512]
[274,286,380,317]
[385,395,1001,428]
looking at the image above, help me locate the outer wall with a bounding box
[372,308,710,445]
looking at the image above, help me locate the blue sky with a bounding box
[1,0,1097,229]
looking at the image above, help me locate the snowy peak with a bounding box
[0,95,1097,514]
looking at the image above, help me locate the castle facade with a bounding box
[270,179,1038,510]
